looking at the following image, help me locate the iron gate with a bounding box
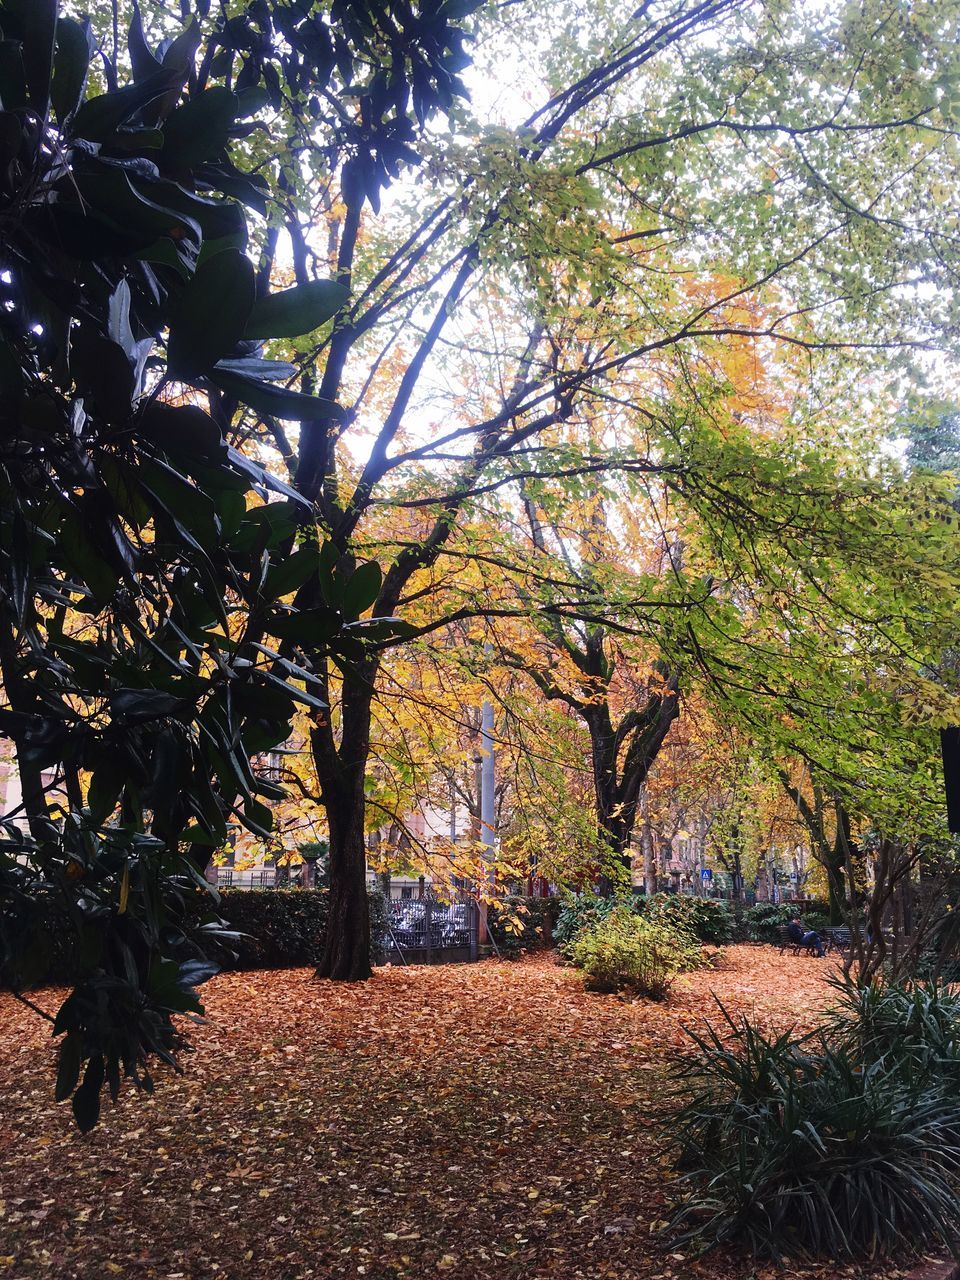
[384,888,479,963]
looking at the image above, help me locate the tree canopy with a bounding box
[3,0,960,1126]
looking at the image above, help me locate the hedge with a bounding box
[487,896,562,957]
[194,888,389,970]
[740,901,831,945]
[555,892,735,949]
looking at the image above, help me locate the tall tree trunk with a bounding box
[640,789,656,895]
[311,665,377,981]
[827,799,853,924]
[641,823,656,896]
[315,771,372,980]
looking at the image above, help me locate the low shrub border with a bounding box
[487,896,561,957]
[192,887,388,970]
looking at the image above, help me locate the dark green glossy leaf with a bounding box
[340,560,382,618]
[22,0,56,117]
[70,327,134,422]
[262,544,320,601]
[87,758,126,825]
[59,510,119,606]
[162,86,237,172]
[139,401,225,461]
[210,368,343,421]
[268,606,343,645]
[51,16,92,123]
[71,1055,104,1133]
[0,39,27,111]
[72,67,182,142]
[167,248,255,381]
[0,110,20,164]
[110,688,186,720]
[72,164,203,252]
[128,2,161,82]
[54,1034,82,1104]
[244,279,349,340]
[214,357,295,381]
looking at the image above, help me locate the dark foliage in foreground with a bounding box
[0,0,473,1128]
[669,980,960,1261]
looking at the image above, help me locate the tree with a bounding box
[0,0,470,1124]
[273,0,960,976]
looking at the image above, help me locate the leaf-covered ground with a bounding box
[0,946,933,1279]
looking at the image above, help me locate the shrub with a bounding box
[194,888,388,970]
[742,902,796,944]
[800,911,831,935]
[569,908,702,999]
[740,902,833,945]
[556,892,733,951]
[554,892,633,949]
[367,888,390,966]
[487,896,561,957]
[647,894,734,945]
[821,974,960,1080]
[668,986,960,1260]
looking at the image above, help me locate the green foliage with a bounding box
[487,896,560,957]
[741,902,830,944]
[367,888,391,967]
[556,893,732,951]
[201,889,330,969]
[741,902,795,943]
[194,888,389,970]
[821,975,960,1080]
[646,895,734,946]
[0,0,476,1126]
[568,908,703,1000]
[554,892,634,949]
[669,985,960,1259]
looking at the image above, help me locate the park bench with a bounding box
[777,926,820,956]
[824,926,851,953]
[823,925,894,954]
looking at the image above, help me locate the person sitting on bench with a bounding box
[786,917,825,957]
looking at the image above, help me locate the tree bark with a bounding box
[585,675,679,894]
[640,794,657,896]
[315,777,372,981]
[311,664,377,981]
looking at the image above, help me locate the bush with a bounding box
[556,892,733,951]
[821,974,960,1080]
[800,911,831,935]
[740,902,833,945]
[195,888,388,970]
[647,895,734,945]
[742,902,795,944]
[487,896,561,957]
[554,892,630,948]
[569,908,703,999]
[668,984,960,1260]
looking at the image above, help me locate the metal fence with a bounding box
[217,867,277,889]
[383,887,479,963]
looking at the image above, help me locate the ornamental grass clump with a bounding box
[668,986,960,1261]
[820,974,960,1081]
[568,907,703,999]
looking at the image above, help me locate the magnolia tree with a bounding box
[0,0,476,1124]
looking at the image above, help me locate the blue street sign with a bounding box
[700,867,712,883]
